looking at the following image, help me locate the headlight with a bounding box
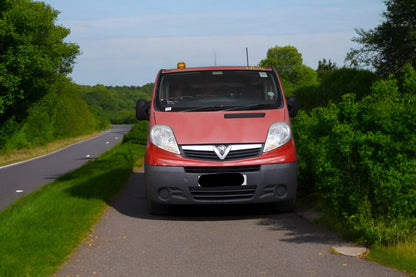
[263,122,292,152]
[150,124,180,154]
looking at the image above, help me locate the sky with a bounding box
[39,0,386,86]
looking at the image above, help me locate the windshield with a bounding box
[155,70,282,112]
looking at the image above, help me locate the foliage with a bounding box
[317,58,338,79]
[0,0,79,123]
[0,81,109,152]
[295,68,376,111]
[122,120,149,145]
[346,0,416,75]
[293,64,416,245]
[0,0,87,154]
[259,45,318,95]
[79,83,153,124]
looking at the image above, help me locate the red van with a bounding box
[136,63,298,214]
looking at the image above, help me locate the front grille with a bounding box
[182,144,262,161]
[225,148,261,160]
[183,149,218,160]
[189,186,257,201]
[184,165,260,173]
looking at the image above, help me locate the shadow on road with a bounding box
[111,172,285,220]
[110,172,341,245]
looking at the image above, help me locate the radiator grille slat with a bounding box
[184,150,218,160]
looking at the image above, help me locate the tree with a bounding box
[346,0,416,75]
[317,58,337,79]
[259,46,302,79]
[0,0,80,123]
[259,45,318,94]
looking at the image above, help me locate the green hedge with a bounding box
[295,68,376,111]
[122,120,148,145]
[0,82,109,152]
[293,64,416,245]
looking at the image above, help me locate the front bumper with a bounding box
[144,162,297,205]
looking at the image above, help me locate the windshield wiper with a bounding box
[174,103,277,112]
[224,103,276,111]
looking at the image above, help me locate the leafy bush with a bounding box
[293,64,416,245]
[0,118,22,150]
[52,87,97,138]
[122,121,148,145]
[1,82,109,152]
[295,68,376,111]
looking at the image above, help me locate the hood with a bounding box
[152,109,286,145]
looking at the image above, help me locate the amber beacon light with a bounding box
[177,62,186,69]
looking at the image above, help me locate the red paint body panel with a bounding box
[152,109,285,145]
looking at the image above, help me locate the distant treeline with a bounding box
[78,83,153,124]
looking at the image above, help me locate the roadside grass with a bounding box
[0,131,102,167]
[368,239,416,276]
[310,202,416,276]
[0,142,145,277]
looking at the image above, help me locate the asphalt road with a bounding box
[0,125,132,211]
[56,171,407,277]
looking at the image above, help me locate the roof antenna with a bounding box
[214,51,217,66]
[246,47,249,66]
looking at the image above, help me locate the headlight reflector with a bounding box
[150,124,180,154]
[264,122,292,152]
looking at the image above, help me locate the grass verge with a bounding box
[0,142,145,277]
[368,239,416,276]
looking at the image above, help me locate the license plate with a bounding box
[198,173,247,187]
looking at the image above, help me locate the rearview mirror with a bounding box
[286,96,298,118]
[136,99,150,120]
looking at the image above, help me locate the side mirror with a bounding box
[286,96,299,118]
[136,99,150,120]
